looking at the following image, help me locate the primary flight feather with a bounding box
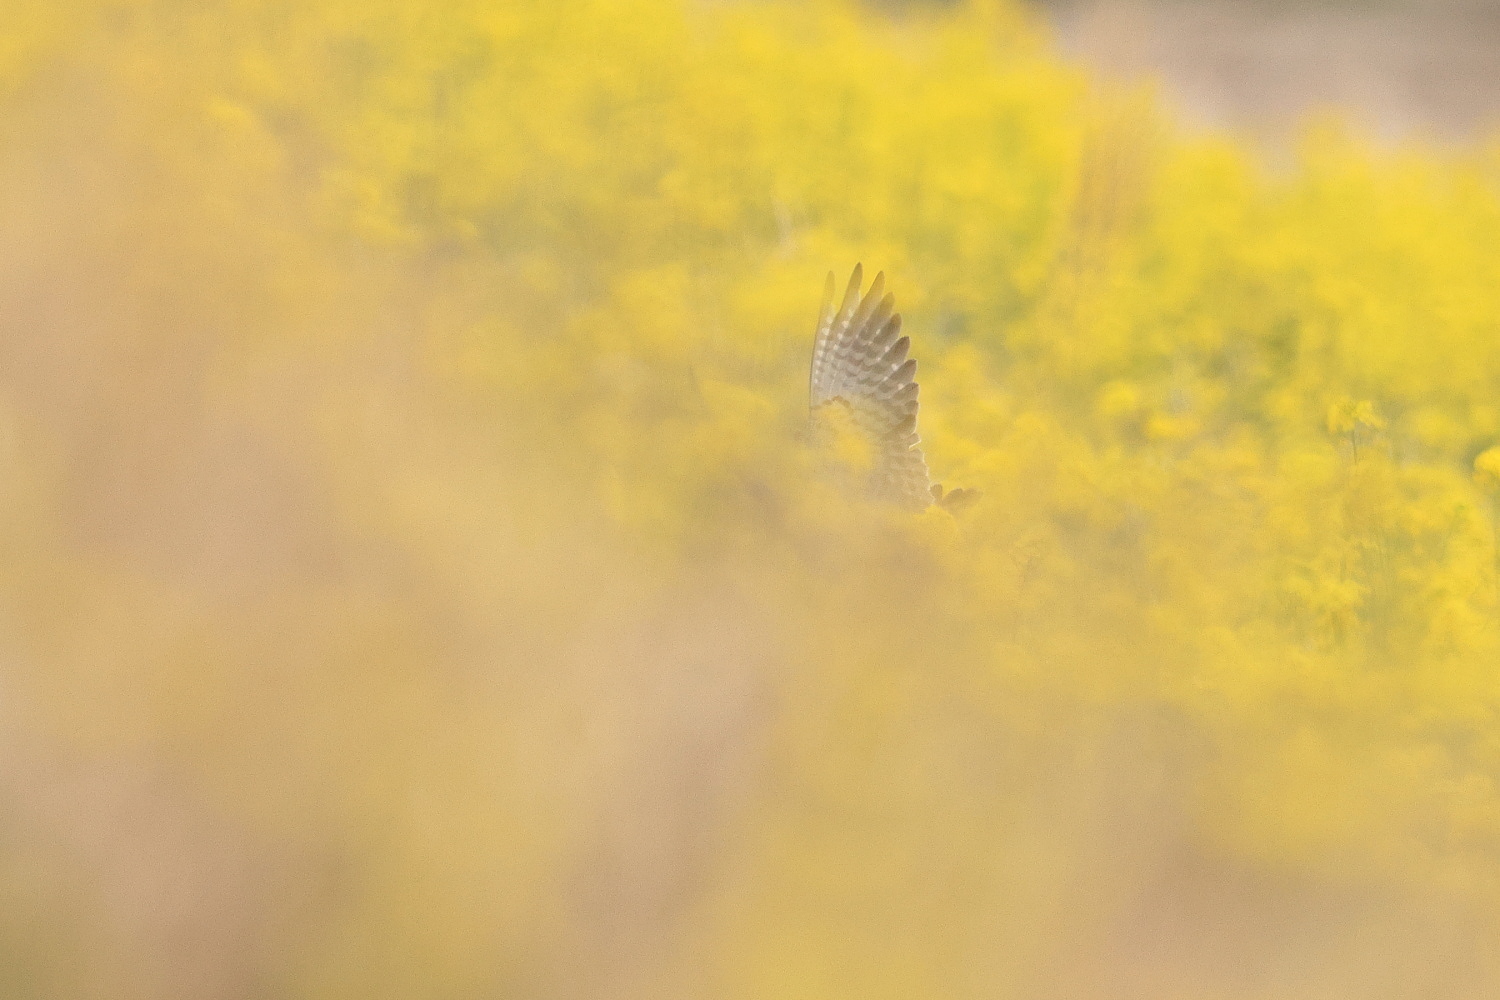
[809,265,977,512]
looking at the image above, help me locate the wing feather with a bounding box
[808,265,955,512]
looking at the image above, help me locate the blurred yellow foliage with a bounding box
[5,0,1500,997]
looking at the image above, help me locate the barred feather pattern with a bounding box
[810,265,973,513]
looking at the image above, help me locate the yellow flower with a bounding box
[1474,446,1500,493]
[1326,397,1386,437]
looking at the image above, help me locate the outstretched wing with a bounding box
[809,265,960,512]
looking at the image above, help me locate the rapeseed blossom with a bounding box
[4,0,1500,996]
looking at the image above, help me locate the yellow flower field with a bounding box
[3,0,1500,996]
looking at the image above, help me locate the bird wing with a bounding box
[809,265,938,512]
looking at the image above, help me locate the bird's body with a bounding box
[809,265,976,512]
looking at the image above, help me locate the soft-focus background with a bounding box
[4,1,1500,997]
[1046,0,1500,142]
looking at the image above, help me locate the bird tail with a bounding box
[930,483,982,513]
